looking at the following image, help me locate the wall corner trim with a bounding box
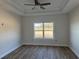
[69,47,79,58]
[0,45,22,59]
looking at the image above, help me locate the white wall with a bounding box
[22,14,69,46]
[0,7,22,58]
[69,6,79,57]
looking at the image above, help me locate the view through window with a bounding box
[34,22,54,39]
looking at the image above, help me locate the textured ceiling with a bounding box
[0,0,79,16]
[11,0,69,12]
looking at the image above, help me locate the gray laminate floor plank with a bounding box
[2,46,79,59]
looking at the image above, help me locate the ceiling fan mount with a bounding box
[24,0,51,10]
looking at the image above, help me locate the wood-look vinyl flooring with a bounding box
[2,45,79,59]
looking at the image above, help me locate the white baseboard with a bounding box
[0,45,21,59]
[69,47,79,58]
[23,43,69,47]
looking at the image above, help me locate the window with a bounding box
[34,22,54,39]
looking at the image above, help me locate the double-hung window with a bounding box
[34,22,54,39]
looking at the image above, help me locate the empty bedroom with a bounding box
[0,0,79,59]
